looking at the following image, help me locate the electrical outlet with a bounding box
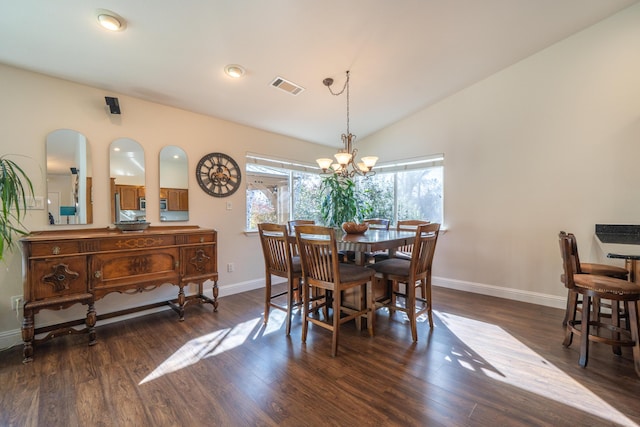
[227,263,234,272]
[10,295,23,311]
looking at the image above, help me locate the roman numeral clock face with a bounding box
[196,152,242,198]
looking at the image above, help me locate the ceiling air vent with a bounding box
[270,76,304,96]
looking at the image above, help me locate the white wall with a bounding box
[0,63,328,347]
[2,4,639,349]
[362,4,640,303]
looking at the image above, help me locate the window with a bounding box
[246,154,323,230]
[246,153,444,231]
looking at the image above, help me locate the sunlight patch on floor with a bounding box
[140,314,281,384]
[437,310,637,427]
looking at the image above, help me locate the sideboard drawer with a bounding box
[98,234,177,251]
[91,248,180,293]
[29,256,88,300]
[30,241,81,257]
[181,233,216,244]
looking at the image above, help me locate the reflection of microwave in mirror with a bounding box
[139,197,146,210]
[160,198,168,211]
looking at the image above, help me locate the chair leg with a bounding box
[562,290,571,327]
[367,281,374,337]
[563,291,578,347]
[579,295,591,368]
[425,278,433,329]
[285,277,294,336]
[331,288,341,357]
[627,300,640,378]
[301,282,310,344]
[264,275,272,325]
[612,300,621,356]
[389,279,397,316]
[408,280,418,342]
[354,285,364,331]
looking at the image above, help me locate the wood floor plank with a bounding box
[2,286,640,426]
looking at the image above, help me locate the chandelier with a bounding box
[316,71,378,178]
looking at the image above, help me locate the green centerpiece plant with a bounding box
[319,173,362,228]
[0,155,34,260]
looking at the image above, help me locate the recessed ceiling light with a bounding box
[224,64,245,78]
[97,9,127,32]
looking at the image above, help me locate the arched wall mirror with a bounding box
[46,129,92,225]
[109,138,145,223]
[159,146,189,222]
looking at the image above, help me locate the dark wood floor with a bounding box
[1,286,640,427]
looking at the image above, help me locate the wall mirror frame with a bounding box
[109,138,146,223]
[159,146,189,222]
[46,129,93,225]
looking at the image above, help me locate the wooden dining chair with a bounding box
[558,231,640,377]
[395,219,430,257]
[372,219,430,262]
[295,225,375,356]
[561,232,629,326]
[287,219,315,235]
[363,218,390,230]
[367,223,440,342]
[258,223,303,336]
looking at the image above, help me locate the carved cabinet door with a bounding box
[90,248,180,298]
[181,245,216,282]
[29,256,88,301]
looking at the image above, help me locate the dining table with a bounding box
[289,228,417,266]
[289,227,417,329]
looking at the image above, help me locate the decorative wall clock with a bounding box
[196,152,242,197]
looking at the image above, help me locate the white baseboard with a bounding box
[433,276,566,310]
[0,329,21,352]
[0,276,564,351]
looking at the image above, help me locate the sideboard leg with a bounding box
[87,301,97,346]
[178,286,186,321]
[21,308,34,363]
[213,280,219,312]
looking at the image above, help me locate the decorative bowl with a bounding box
[115,221,150,232]
[342,222,369,234]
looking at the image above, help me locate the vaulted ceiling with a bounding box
[1,1,637,147]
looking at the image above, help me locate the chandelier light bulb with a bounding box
[334,152,352,165]
[316,158,333,170]
[361,156,378,168]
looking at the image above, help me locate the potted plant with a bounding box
[0,155,34,260]
[319,174,365,230]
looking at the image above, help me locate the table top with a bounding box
[335,229,416,251]
[595,226,640,259]
[289,228,416,265]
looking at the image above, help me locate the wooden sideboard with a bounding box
[20,225,218,362]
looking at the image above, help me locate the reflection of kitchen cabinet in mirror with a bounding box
[159,146,189,222]
[46,129,93,225]
[109,138,146,223]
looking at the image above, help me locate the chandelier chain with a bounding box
[327,71,351,136]
[316,70,376,178]
[346,72,350,136]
